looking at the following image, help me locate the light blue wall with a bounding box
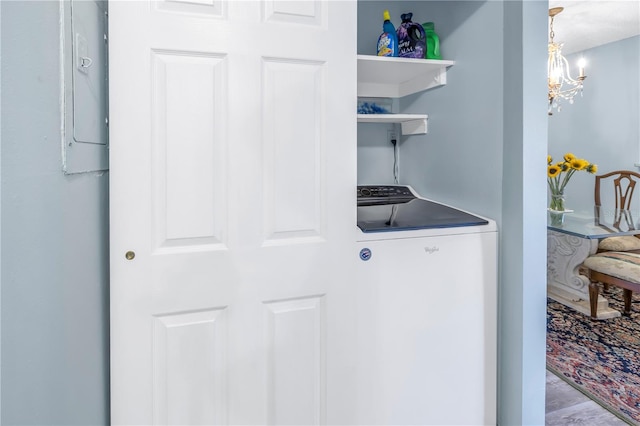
[0,2,110,424]
[358,1,547,424]
[548,35,640,212]
[0,2,3,420]
[501,2,549,424]
[398,2,503,220]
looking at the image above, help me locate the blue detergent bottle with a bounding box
[377,10,398,57]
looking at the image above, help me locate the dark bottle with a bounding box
[396,12,426,59]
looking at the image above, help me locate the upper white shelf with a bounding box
[357,55,455,98]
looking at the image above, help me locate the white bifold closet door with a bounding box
[108,1,357,424]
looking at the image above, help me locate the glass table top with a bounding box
[547,207,640,239]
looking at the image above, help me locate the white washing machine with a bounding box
[355,185,497,425]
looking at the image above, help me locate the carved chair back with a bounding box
[595,170,640,210]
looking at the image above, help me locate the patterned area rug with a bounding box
[547,288,640,425]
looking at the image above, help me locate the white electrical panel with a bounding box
[62,0,109,174]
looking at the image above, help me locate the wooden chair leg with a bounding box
[623,288,633,315]
[589,281,600,319]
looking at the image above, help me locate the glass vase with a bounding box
[549,211,565,227]
[549,192,566,212]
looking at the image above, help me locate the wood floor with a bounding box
[546,369,631,425]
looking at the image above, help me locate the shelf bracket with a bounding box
[400,117,428,135]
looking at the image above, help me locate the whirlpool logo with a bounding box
[359,248,372,261]
[424,246,440,254]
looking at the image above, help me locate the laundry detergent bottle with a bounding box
[422,22,442,59]
[377,10,398,57]
[396,12,426,58]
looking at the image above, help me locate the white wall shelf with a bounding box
[357,55,454,135]
[357,55,455,98]
[357,114,428,135]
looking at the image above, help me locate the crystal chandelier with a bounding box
[548,7,587,115]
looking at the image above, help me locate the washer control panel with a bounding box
[357,185,416,205]
[357,185,414,198]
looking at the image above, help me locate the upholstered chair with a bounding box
[582,171,640,318]
[583,252,640,318]
[595,170,640,253]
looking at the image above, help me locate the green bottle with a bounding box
[422,22,442,60]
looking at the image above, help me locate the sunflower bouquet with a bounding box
[547,153,597,212]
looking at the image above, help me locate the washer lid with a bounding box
[357,185,488,233]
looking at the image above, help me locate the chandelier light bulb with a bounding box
[577,57,586,78]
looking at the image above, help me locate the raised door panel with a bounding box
[154,0,225,17]
[151,50,228,252]
[264,0,324,26]
[153,308,228,424]
[262,58,325,244]
[264,296,325,425]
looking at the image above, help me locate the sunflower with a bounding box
[547,152,597,211]
[570,158,589,170]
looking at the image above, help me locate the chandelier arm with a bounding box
[560,54,581,85]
